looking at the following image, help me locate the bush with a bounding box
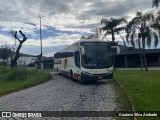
[0,67,51,96]
[27,62,35,67]
[0,67,10,74]
[5,68,34,81]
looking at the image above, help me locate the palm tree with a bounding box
[99,17,127,69]
[100,18,127,41]
[152,0,160,33]
[126,12,159,71]
[152,0,160,7]
[126,20,144,70]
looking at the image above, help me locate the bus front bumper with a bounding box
[81,72,113,82]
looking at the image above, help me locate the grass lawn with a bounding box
[0,67,52,97]
[114,70,160,120]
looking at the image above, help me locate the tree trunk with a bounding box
[138,38,143,70]
[10,30,27,68]
[11,42,22,68]
[11,59,17,68]
[142,36,148,71]
[111,30,115,42]
[125,55,128,68]
[139,52,143,70]
[111,30,116,70]
[113,54,115,71]
[143,51,148,71]
[118,32,127,68]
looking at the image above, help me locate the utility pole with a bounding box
[39,15,43,56]
[39,15,43,69]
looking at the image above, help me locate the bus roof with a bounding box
[54,39,107,54]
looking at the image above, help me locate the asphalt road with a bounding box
[0,72,119,120]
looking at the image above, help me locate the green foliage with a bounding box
[5,68,33,81]
[0,67,51,96]
[126,11,159,71]
[127,12,159,49]
[0,46,12,60]
[114,70,160,112]
[0,67,10,74]
[152,0,160,7]
[100,17,127,41]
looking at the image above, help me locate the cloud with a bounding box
[0,0,158,56]
[77,0,152,20]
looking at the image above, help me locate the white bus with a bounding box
[54,39,113,83]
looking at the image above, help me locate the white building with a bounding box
[17,54,37,66]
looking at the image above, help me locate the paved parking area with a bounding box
[0,72,119,120]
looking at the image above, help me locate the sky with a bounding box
[0,0,159,56]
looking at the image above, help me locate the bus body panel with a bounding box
[54,39,113,82]
[80,67,113,82]
[54,57,81,80]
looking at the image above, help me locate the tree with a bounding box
[0,45,12,65]
[152,0,160,7]
[152,0,160,37]
[126,20,144,70]
[126,12,159,71]
[11,30,27,68]
[99,17,127,41]
[99,17,127,70]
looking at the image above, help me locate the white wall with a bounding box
[17,56,36,65]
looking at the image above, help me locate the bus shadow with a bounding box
[57,73,113,86]
[80,80,113,86]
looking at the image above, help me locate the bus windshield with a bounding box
[80,42,112,69]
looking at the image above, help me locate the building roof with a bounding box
[116,49,160,55]
[20,53,36,57]
[41,57,54,61]
[35,57,54,62]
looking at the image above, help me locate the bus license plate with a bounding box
[98,76,103,80]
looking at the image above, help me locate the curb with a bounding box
[113,78,137,120]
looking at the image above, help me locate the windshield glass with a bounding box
[80,42,112,69]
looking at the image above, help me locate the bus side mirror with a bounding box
[80,47,85,55]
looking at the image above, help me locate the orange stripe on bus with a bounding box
[59,70,70,76]
[74,73,81,80]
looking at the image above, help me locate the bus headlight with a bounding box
[82,71,92,76]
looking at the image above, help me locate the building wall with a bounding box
[158,54,160,63]
[115,53,160,68]
[17,56,36,65]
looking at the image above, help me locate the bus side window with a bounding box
[75,51,80,67]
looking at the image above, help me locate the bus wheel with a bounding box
[70,70,73,79]
[57,68,60,75]
[70,70,75,81]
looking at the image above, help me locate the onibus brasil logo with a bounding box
[1,112,42,118]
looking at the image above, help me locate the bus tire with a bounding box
[70,70,73,79]
[70,70,75,81]
[57,68,60,75]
